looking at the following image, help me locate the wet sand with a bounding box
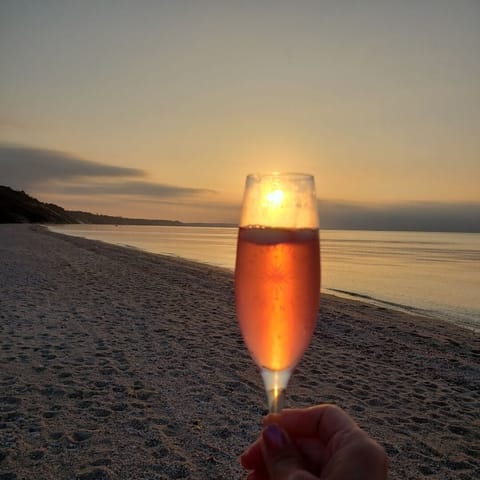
[0,224,479,479]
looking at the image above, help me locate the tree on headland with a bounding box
[0,185,183,225]
[0,186,78,223]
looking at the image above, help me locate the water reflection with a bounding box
[48,225,480,331]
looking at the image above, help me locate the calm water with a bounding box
[49,225,480,332]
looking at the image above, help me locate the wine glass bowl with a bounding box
[235,173,320,413]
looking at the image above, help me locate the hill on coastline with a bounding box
[0,186,186,226]
[0,186,79,223]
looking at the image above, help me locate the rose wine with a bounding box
[235,226,320,372]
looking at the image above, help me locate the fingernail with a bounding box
[262,424,288,451]
[262,413,281,427]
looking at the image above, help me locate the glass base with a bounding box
[261,367,292,414]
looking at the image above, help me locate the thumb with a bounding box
[261,424,317,480]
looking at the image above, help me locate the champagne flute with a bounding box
[235,172,320,413]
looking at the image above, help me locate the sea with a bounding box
[48,225,480,332]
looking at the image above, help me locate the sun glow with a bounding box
[265,189,284,208]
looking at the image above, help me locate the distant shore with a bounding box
[0,224,478,479]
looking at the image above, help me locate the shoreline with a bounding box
[41,225,477,331]
[0,224,479,479]
[46,223,480,334]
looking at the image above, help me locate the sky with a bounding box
[1,0,479,230]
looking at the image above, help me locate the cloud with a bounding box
[0,144,144,188]
[319,200,480,233]
[54,181,214,197]
[2,145,477,230]
[0,144,213,199]
[0,116,30,130]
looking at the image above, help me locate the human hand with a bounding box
[240,404,388,480]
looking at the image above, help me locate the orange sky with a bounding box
[1,1,479,223]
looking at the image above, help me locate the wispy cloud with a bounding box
[319,200,480,233]
[0,145,143,187]
[54,181,214,197]
[2,144,477,230]
[0,116,30,130]
[0,144,214,199]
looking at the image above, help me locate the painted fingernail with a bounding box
[262,424,288,451]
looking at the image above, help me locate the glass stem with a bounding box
[268,387,286,414]
[261,368,292,414]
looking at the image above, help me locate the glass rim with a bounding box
[246,172,314,181]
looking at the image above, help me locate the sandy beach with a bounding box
[0,224,478,479]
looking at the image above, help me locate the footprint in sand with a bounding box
[28,449,45,460]
[75,467,113,480]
